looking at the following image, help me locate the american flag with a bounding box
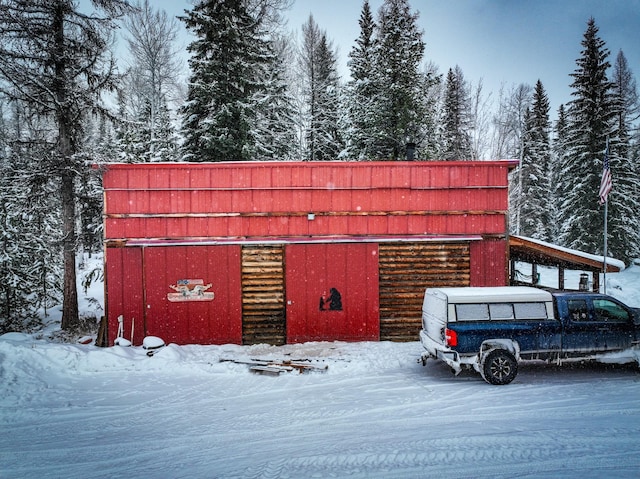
[598,144,612,204]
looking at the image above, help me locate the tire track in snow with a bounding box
[236,429,640,479]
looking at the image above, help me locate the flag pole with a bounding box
[603,199,608,294]
[601,136,610,294]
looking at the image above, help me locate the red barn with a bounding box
[102,161,516,346]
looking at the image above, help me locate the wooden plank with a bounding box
[250,365,289,376]
[221,358,328,374]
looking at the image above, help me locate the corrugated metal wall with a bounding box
[379,242,470,341]
[105,247,144,346]
[142,245,242,345]
[285,243,380,343]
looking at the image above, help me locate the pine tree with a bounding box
[609,50,640,260]
[441,66,473,160]
[0,0,131,331]
[76,161,105,253]
[518,80,553,240]
[559,18,632,263]
[550,104,569,240]
[113,88,146,163]
[180,0,254,161]
[313,34,343,160]
[252,34,297,161]
[180,0,285,162]
[246,0,297,161]
[152,100,180,162]
[414,61,443,160]
[344,0,378,159]
[0,102,63,332]
[298,15,343,161]
[370,0,425,160]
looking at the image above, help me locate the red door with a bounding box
[286,243,379,342]
[143,245,242,345]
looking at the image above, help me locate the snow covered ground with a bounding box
[1,257,640,478]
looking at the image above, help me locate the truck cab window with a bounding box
[593,299,630,322]
[567,299,589,321]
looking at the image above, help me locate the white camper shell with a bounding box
[420,286,555,374]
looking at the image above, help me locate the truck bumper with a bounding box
[420,330,478,374]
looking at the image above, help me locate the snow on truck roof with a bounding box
[427,286,553,304]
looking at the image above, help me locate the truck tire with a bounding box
[481,349,518,385]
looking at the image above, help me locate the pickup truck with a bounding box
[419,286,640,385]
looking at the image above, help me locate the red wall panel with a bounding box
[285,243,380,343]
[143,245,242,345]
[106,247,145,346]
[103,161,514,242]
[470,238,507,286]
[107,245,242,346]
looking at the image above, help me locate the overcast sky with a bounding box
[161,0,639,115]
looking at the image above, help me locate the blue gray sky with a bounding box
[159,0,639,114]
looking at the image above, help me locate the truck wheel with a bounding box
[481,349,518,385]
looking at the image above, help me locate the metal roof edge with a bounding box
[95,160,519,170]
[107,235,485,248]
[510,235,624,272]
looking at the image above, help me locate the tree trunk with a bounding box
[54,3,79,331]
[60,170,79,331]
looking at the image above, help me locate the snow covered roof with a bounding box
[510,236,624,272]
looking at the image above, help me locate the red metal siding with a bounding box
[106,245,242,346]
[103,161,514,243]
[285,243,380,342]
[106,247,145,346]
[142,245,242,345]
[470,238,508,286]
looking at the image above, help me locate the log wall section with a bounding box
[241,245,286,345]
[378,242,470,341]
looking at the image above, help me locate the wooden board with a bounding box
[221,357,328,374]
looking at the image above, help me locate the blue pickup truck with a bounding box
[419,286,640,385]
